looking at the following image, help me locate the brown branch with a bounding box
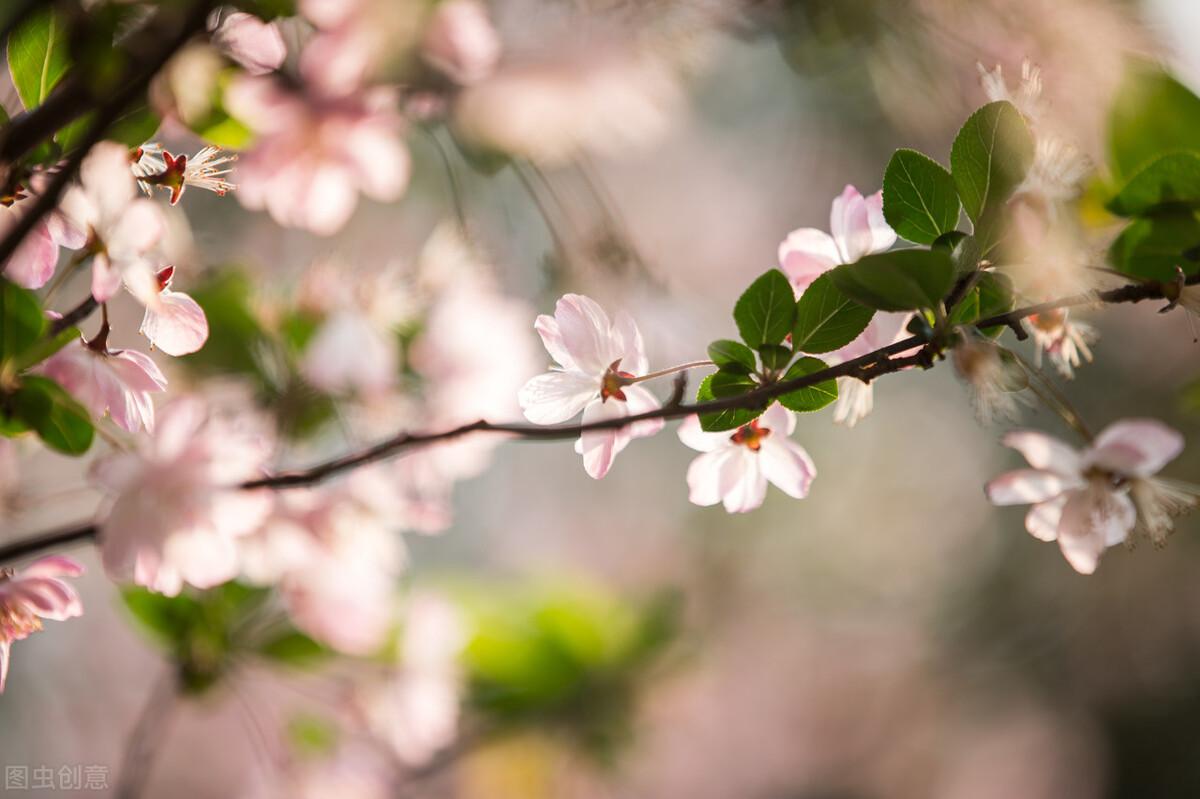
[0,275,1195,564]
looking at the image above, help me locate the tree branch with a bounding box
[0,275,1195,564]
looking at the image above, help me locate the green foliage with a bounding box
[695,371,764,432]
[0,279,46,366]
[777,357,838,413]
[8,376,93,454]
[123,582,329,693]
[1108,209,1200,281]
[461,584,680,757]
[882,149,961,244]
[1108,62,1200,182]
[950,101,1035,225]
[733,270,795,349]
[791,274,875,354]
[58,104,160,154]
[706,339,756,374]
[946,271,1014,333]
[7,8,71,110]
[1106,152,1200,217]
[829,249,956,312]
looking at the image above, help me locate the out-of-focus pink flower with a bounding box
[209,9,287,75]
[421,0,502,86]
[0,183,84,289]
[59,142,164,303]
[952,337,1027,424]
[245,469,405,655]
[678,403,816,513]
[825,311,913,427]
[225,76,409,235]
[0,555,84,692]
[519,294,663,479]
[1025,309,1095,378]
[778,185,896,292]
[363,591,464,765]
[985,420,1193,573]
[138,266,209,357]
[301,311,398,397]
[40,338,167,433]
[298,0,423,95]
[93,399,273,595]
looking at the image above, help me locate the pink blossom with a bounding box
[40,338,167,433]
[678,403,816,513]
[138,266,210,357]
[518,294,663,479]
[0,555,84,692]
[209,10,286,75]
[362,592,464,765]
[985,420,1191,574]
[421,0,502,86]
[0,186,83,289]
[300,310,398,397]
[778,185,896,292]
[823,311,913,427]
[59,141,165,303]
[1025,309,1095,378]
[93,399,273,595]
[225,76,410,235]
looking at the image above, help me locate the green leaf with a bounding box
[0,279,46,364]
[7,8,71,110]
[258,630,330,666]
[10,376,93,454]
[733,270,796,348]
[1106,151,1200,217]
[57,103,160,153]
[11,325,77,372]
[122,588,204,648]
[1108,210,1200,281]
[828,249,956,312]
[706,339,756,374]
[695,371,764,432]
[882,149,961,244]
[777,357,838,413]
[976,271,1015,325]
[758,344,792,371]
[1109,61,1200,182]
[791,273,875,354]
[946,289,979,327]
[950,101,1035,224]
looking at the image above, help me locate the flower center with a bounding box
[730,420,771,451]
[600,359,634,402]
[1030,309,1065,333]
[0,601,42,643]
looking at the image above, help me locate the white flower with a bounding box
[985,419,1193,573]
[93,399,273,595]
[824,311,912,428]
[978,59,1045,121]
[1025,309,1096,378]
[134,144,236,205]
[59,141,165,303]
[518,294,663,479]
[778,185,896,291]
[952,337,1026,424]
[678,403,816,513]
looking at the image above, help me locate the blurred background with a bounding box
[4,0,1200,796]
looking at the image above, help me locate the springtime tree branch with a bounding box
[0,274,1195,564]
[0,0,216,270]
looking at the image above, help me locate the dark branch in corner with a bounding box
[1,274,1194,565]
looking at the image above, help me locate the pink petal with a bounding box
[578,397,632,479]
[81,142,136,223]
[0,640,9,693]
[778,228,840,292]
[345,122,410,202]
[534,314,577,371]
[90,254,122,302]
[212,11,287,75]
[21,555,85,579]
[1024,495,1066,542]
[1002,430,1083,476]
[686,448,735,506]
[677,413,723,453]
[611,310,649,376]
[2,220,58,289]
[554,294,616,376]
[720,448,766,513]
[139,290,209,356]
[518,371,597,424]
[621,384,663,439]
[1088,419,1184,478]
[759,436,816,499]
[985,469,1070,506]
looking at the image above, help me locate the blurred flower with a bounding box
[59,141,164,303]
[1025,309,1095,378]
[0,555,84,693]
[94,398,273,595]
[225,76,409,235]
[978,60,1046,121]
[985,420,1193,573]
[298,0,424,94]
[678,404,816,513]
[138,265,209,357]
[301,311,399,397]
[0,182,84,289]
[246,745,393,799]
[519,294,663,479]
[454,46,685,164]
[39,335,167,434]
[208,9,287,75]
[420,0,502,86]
[134,144,237,206]
[825,311,913,427]
[363,591,465,765]
[952,337,1026,423]
[778,185,896,292]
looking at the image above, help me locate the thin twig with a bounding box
[0,276,1195,564]
[114,670,179,799]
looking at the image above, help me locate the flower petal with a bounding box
[1024,495,1066,542]
[554,294,615,376]
[759,436,816,499]
[720,448,766,513]
[139,290,210,356]
[677,413,724,453]
[534,314,576,371]
[985,469,1070,506]
[578,397,632,479]
[778,228,840,291]
[1002,430,1083,476]
[686,448,734,506]
[1088,419,1184,478]
[518,371,597,424]
[621,384,663,439]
